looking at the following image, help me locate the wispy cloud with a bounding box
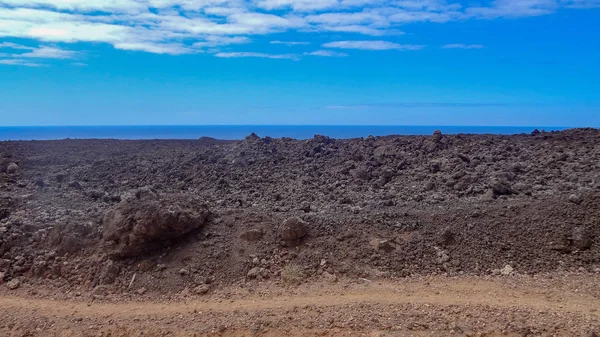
[0,58,45,67]
[323,40,425,51]
[0,43,79,66]
[304,50,347,57]
[18,45,80,58]
[194,36,252,48]
[0,42,35,50]
[443,44,485,49]
[214,52,300,60]
[327,102,513,109]
[270,40,310,46]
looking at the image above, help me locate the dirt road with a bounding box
[2,274,599,336]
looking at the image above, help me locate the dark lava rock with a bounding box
[99,260,120,285]
[432,130,443,142]
[68,181,83,190]
[280,217,308,241]
[6,163,19,174]
[491,179,513,197]
[572,226,592,250]
[102,190,210,258]
[440,228,456,245]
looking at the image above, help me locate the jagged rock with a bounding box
[99,261,120,285]
[68,181,83,190]
[102,190,210,258]
[568,194,582,205]
[280,217,308,241]
[245,133,260,141]
[247,267,260,279]
[491,179,513,197]
[572,226,592,250]
[193,284,210,295]
[500,265,514,276]
[374,239,398,253]
[6,278,20,290]
[440,228,455,245]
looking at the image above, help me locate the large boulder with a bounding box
[280,217,308,241]
[103,190,210,258]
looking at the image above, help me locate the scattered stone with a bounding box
[68,181,83,190]
[55,173,66,183]
[99,261,120,285]
[500,265,514,276]
[136,287,147,295]
[91,285,110,296]
[572,226,592,250]
[440,227,455,245]
[299,201,311,213]
[34,179,45,188]
[6,278,20,290]
[491,179,513,197]
[247,267,260,279]
[280,217,308,241]
[373,239,398,253]
[6,163,19,174]
[179,268,190,276]
[322,271,337,283]
[568,194,582,205]
[240,229,264,242]
[192,284,210,295]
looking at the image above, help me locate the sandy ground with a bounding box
[2,274,600,337]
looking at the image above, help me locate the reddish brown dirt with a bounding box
[2,274,600,336]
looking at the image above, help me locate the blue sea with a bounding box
[0,125,568,141]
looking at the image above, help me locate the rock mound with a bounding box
[102,190,210,259]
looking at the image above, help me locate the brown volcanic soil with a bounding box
[1,128,600,336]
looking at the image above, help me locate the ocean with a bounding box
[0,125,568,141]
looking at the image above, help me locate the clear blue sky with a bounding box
[0,0,599,126]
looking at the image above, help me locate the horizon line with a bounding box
[0,124,577,128]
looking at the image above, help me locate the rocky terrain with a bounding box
[1,128,600,336]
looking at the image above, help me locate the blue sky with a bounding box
[0,0,599,126]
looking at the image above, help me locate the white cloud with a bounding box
[0,58,44,66]
[0,43,79,67]
[214,51,299,59]
[304,49,347,56]
[442,43,484,49]
[0,0,597,60]
[18,45,79,58]
[270,40,309,45]
[319,25,402,36]
[114,42,193,54]
[0,41,35,49]
[323,40,424,50]
[254,0,340,11]
[193,35,251,47]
